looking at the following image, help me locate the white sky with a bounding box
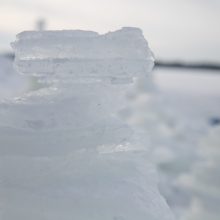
[0,0,220,62]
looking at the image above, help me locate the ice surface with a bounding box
[12,27,154,81]
[12,28,152,60]
[0,28,174,220]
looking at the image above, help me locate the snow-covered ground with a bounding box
[153,68,220,219]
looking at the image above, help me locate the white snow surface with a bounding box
[153,68,220,219]
[178,126,220,220]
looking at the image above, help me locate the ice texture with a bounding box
[12,27,154,81]
[0,27,174,220]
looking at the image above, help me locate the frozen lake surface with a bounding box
[154,68,220,218]
[155,68,220,125]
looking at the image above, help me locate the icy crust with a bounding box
[13,27,151,60]
[12,27,154,80]
[0,152,173,220]
[15,59,154,81]
[0,81,135,156]
[0,84,129,131]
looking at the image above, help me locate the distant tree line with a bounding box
[155,60,220,71]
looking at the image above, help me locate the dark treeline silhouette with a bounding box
[155,60,220,71]
[2,52,14,60]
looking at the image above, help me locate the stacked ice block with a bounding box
[0,27,174,220]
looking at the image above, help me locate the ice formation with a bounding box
[178,125,220,220]
[0,27,174,220]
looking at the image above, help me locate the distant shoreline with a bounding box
[155,61,220,71]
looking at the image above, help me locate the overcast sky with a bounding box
[0,0,220,62]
